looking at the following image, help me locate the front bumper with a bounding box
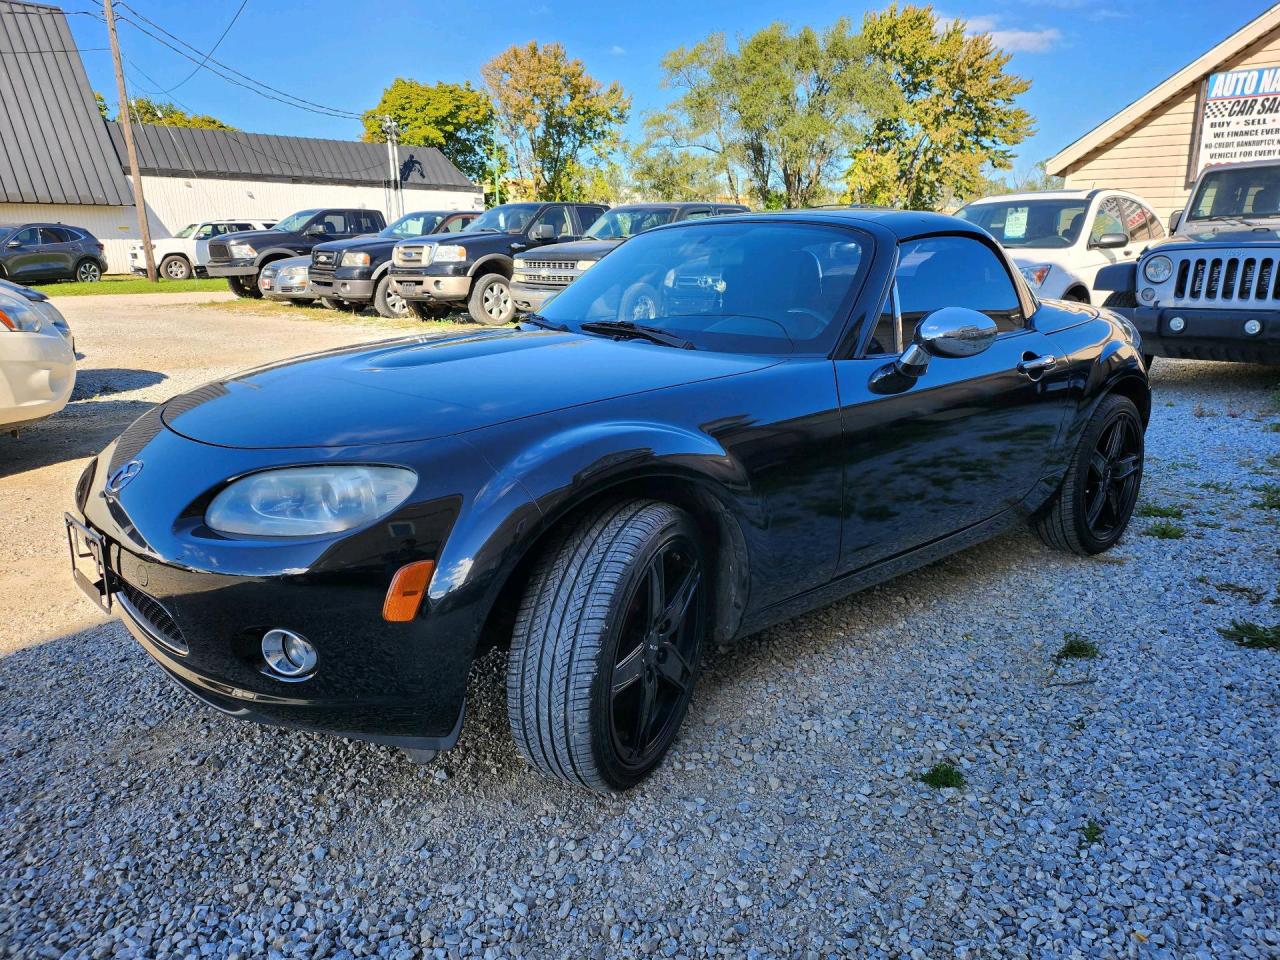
[0,328,76,428]
[205,260,258,278]
[388,267,472,302]
[510,282,562,312]
[310,273,376,301]
[1132,306,1279,363]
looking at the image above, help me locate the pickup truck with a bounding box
[129,219,274,280]
[206,208,385,298]
[308,210,480,317]
[1098,158,1280,365]
[510,202,747,314]
[388,201,608,323]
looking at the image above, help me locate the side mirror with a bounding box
[304,224,326,237]
[1092,232,1129,249]
[894,307,998,378]
[1168,211,1182,233]
[6,240,19,249]
[530,224,556,241]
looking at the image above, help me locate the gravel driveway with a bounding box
[1,297,1277,959]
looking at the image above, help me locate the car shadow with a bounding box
[70,368,167,401]
[1,396,158,478]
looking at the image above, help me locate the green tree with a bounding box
[628,142,720,201]
[846,4,1033,210]
[481,41,630,201]
[361,78,494,183]
[94,91,108,119]
[125,96,236,130]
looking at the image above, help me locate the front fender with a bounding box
[254,248,303,267]
[469,254,513,278]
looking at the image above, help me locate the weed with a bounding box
[1057,633,1099,660]
[1214,582,1267,604]
[919,763,966,789]
[1256,483,1280,510]
[1144,521,1186,539]
[1217,620,1280,650]
[1137,502,1184,519]
[1080,819,1104,847]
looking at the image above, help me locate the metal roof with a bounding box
[0,0,134,205]
[106,122,479,193]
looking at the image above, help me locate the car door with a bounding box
[39,227,77,278]
[4,227,45,280]
[1077,196,1134,290]
[523,205,574,251]
[834,233,1074,574]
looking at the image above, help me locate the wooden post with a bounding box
[104,0,156,281]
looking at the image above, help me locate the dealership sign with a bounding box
[1196,67,1280,172]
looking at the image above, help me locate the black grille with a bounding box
[117,581,187,653]
[208,241,229,261]
[1175,254,1280,302]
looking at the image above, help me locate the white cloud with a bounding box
[988,27,1063,52]
[609,44,626,56]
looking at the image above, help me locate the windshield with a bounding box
[381,212,445,239]
[584,207,679,240]
[468,203,540,234]
[538,220,868,355]
[173,223,199,239]
[956,199,1087,248]
[273,209,320,233]
[1188,167,1280,221]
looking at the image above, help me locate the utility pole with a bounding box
[104,0,156,281]
[381,116,402,220]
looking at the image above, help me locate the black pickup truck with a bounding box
[206,207,385,298]
[308,209,479,317]
[387,201,608,323]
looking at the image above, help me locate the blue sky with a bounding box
[67,0,1276,175]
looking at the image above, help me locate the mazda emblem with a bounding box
[105,460,143,497]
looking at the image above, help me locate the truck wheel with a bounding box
[374,274,408,318]
[227,276,261,299]
[319,296,350,311]
[408,300,451,321]
[468,274,515,325]
[1033,394,1144,556]
[619,283,660,322]
[507,500,707,793]
[159,255,191,281]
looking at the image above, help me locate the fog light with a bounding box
[1140,288,1155,303]
[1244,318,1262,336]
[262,628,316,678]
[1168,316,1186,333]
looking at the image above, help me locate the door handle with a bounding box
[1018,353,1057,379]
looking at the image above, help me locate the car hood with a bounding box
[313,235,398,255]
[1152,223,1280,249]
[218,228,294,246]
[519,239,623,261]
[160,329,776,449]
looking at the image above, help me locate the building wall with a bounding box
[0,175,484,273]
[1058,28,1280,225]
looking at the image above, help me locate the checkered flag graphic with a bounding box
[1203,100,1234,120]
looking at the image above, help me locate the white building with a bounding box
[0,0,482,274]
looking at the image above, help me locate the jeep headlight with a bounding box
[575,260,596,271]
[341,251,371,267]
[229,241,256,259]
[206,465,417,537]
[1143,255,1173,283]
[431,245,467,263]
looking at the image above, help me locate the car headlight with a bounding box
[205,465,417,537]
[1019,263,1052,289]
[431,245,467,263]
[1143,255,1173,283]
[229,242,256,259]
[0,298,43,332]
[575,260,596,271]
[341,251,371,267]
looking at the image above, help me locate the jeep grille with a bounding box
[1172,253,1280,304]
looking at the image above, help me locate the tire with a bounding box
[1034,394,1144,556]
[289,298,317,307]
[1102,291,1137,309]
[408,299,451,321]
[507,500,707,793]
[619,282,659,322]
[468,273,515,325]
[374,273,408,318]
[319,296,348,311]
[75,259,101,283]
[159,255,191,281]
[1062,288,1089,304]
[227,276,261,299]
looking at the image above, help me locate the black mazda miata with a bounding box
[67,210,1149,793]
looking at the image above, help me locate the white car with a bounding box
[129,219,275,281]
[955,189,1165,304]
[0,279,75,430]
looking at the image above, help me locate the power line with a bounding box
[158,0,247,94]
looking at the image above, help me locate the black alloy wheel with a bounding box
[1083,414,1142,542]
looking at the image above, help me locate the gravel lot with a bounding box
[2,296,1278,960]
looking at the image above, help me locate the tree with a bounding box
[628,142,720,201]
[361,79,494,183]
[952,160,1065,208]
[846,4,1033,210]
[124,96,236,130]
[481,41,630,201]
[94,91,108,119]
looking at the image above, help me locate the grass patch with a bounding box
[1137,502,1185,519]
[1143,521,1186,539]
[1214,582,1267,604]
[918,762,966,789]
[1056,633,1100,660]
[1217,620,1280,650]
[1080,819,1104,847]
[1267,422,1280,433]
[1265,452,1280,471]
[1198,480,1233,494]
[1256,483,1280,510]
[29,275,226,297]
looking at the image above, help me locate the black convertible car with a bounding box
[66,210,1149,793]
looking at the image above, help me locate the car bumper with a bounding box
[388,270,471,302]
[310,276,376,301]
[1132,306,1280,363]
[510,282,562,312]
[206,260,258,278]
[0,328,76,428]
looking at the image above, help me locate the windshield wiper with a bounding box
[578,320,695,349]
[521,313,569,331]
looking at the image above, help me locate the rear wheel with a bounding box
[227,276,261,299]
[1034,394,1144,556]
[374,274,408,318]
[319,296,349,311]
[408,299,451,321]
[1062,288,1089,304]
[468,274,515,325]
[75,259,101,283]
[159,255,191,281]
[507,501,706,793]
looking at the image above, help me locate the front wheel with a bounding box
[507,501,707,793]
[159,255,191,281]
[227,276,261,299]
[1034,394,1144,556]
[318,296,349,311]
[374,274,409,318]
[407,299,451,321]
[468,274,515,325]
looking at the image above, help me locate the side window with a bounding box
[895,236,1025,336]
[577,206,607,230]
[1117,198,1150,241]
[865,284,901,357]
[442,216,470,233]
[532,205,573,238]
[11,227,39,247]
[682,208,713,221]
[195,225,216,239]
[1089,198,1127,244]
[1144,205,1166,239]
[317,213,350,235]
[40,227,70,244]
[357,211,381,233]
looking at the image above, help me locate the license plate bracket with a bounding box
[65,513,112,611]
